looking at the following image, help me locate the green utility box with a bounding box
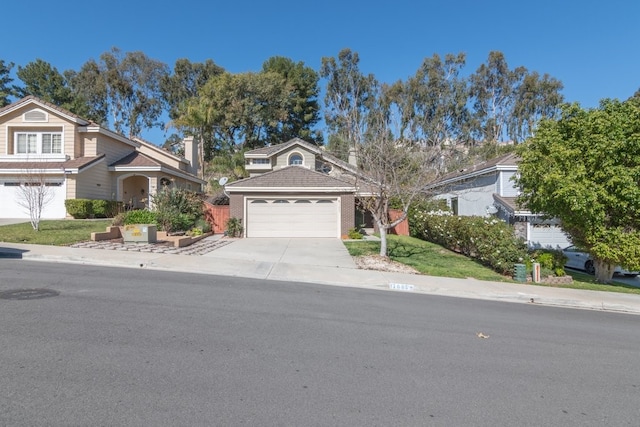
[514,263,527,282]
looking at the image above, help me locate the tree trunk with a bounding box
[594,259,615,283]
[378,222,388,258]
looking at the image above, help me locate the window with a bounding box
[289,153,303,165]
[252,158,270,165]
[15,132,62,154]
[274,199,290,203]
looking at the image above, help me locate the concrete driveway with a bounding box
[0,219,28,226]
[202,238,356,269]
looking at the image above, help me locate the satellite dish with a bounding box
[218,177,228,186]
[486,205,498,215]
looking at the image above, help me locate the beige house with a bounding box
[0,96,204,219]
[226,138,373,238]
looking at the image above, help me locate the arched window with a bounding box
[289,153,303,165]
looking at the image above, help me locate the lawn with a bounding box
[344,234,640,295]
[0,220,111,246]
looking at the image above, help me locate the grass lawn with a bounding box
[0,220,111,246]
[344,234,640,295]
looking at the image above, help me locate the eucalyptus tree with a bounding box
[0,60,15,106]
[69,47,169,138]
[262,56,322,144]
[384,52,470,160]
[320,48,378,154]
[509,71,564,142]
[469,51,521,143]
[160,58,225,122]
[515,99,640,283]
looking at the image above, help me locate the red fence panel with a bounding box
[204,202,230,234]
[388,209,409,236]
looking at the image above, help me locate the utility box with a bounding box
[514,263,527,282]
[123,224,157,243]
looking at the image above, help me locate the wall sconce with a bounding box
[141,188,145,195]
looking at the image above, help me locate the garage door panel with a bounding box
[247,198,338,238]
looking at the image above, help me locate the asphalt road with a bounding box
[1,260,639,426]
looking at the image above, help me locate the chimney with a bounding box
[348,145,358,166]
[183,136,199,177]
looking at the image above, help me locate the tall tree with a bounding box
[0,60,15,106]
[385,52,470,148]
[320,48,378,149]
[509,71,564,142]
[515,99,640,283]
[14,59,73,104]
[262,56,322,144]
[70,47,169,138]
[173,71,290,159]
[160,58,225,122]
[469,51,520,143]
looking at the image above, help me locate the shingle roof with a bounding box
[0,155,105,173]
[429,152,519,187]
[109,151,162,168]
[226,166,355,189]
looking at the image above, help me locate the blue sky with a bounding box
[4,0,639,143]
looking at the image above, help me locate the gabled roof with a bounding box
[109,152,206,184]
[0,95,91,125]
[426,152,519,189]
[226,166,355,192]
[245,137,359,174]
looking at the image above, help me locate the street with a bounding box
[1,260,639,426]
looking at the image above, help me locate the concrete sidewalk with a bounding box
[1,238,640,315]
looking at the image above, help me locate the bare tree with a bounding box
[17,168,56,231]
[353,113,442,257]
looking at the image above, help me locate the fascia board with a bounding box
[226,186,354,193]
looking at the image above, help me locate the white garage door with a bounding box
[528,223,571,249]
[246,198,339,238]
[0,180,67,219]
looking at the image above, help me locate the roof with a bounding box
[109,152,206,184]
[493,194,532,216]
[245,137,359,175]
[226,166,355,191]
[0,155,105,174]
[427,152,519,188]
[0,95,91,125]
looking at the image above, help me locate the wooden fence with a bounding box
[204,202,230,234]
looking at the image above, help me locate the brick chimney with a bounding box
[183,136,199,177]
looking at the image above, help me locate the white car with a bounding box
[562,245,639,277]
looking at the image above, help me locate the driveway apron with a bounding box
[202,238,357,269]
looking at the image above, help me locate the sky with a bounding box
[3,0,639,144]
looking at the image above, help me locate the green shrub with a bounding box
[528,249,567,276]
[226,217,243,237]
[347,227,364,239]
[194,218,212,234]
[411,212,528,276]
[152,188,203,233]
[65,199,93,219]
[91,200,122,218]
[123,209,157,225]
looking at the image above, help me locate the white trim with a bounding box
[0,98,89,125]
[78,126,140,148]
[227,186,353,193]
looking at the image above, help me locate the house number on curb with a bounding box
[388,283,415,291]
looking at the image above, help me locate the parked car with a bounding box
[562,245,639,277]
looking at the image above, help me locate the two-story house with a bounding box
[225,138,370,238]
[0,96,205,219]
[425,153,571,249]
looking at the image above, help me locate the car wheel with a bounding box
[585,261,595,275]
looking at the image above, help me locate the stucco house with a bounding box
[425,152,571,249]
[0,96,205,219]
[225,138,373,238]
